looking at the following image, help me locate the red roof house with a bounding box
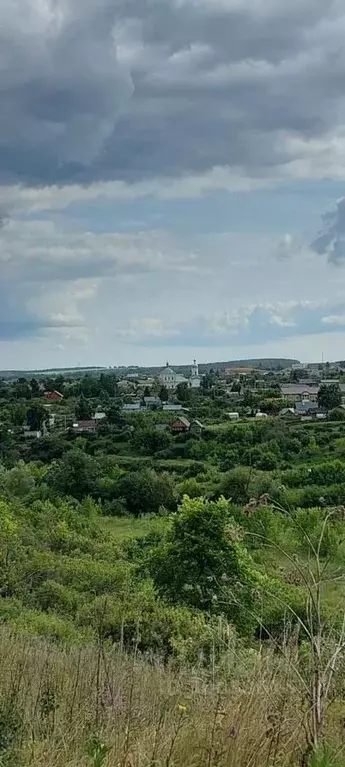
[44,390,64,402]
[170,416,191,434]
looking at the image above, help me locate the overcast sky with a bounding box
[3,0,345,368]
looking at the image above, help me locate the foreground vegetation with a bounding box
[1,626,344,767]
[1,372,345,764]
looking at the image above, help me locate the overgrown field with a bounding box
[1,629,345,767]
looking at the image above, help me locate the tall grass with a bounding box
[0,628,344,766]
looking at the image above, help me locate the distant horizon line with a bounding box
[1,356,337,376]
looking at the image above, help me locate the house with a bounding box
[279,408,297,419]
[94,411,107,421]
[23,429,42,439]
[189,419,204,437]
[44,390,63,402]
[281,384,319,403]
[122,402,141,412]
[72,420,97,434]
[163,404,187,412]
[170,416,191,434]
[295,402,320,415]
[143,396,162,410]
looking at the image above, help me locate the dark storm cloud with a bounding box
[311,198,345,265]
[2,0,345,185]
[0,286,77,342]
[0,0,133,185]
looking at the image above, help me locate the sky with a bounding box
[4,2,345,368]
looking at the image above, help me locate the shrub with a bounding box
[221,468,252,504]
[12,609,89,643]
[148,496,262,634]
[117,468,176,516]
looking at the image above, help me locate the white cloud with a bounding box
[116,317,181,340]
[322,314,345,326]
[0,216,200,343]
[0,168,271,215]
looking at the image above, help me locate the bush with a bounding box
[102,498,129,517]
[45,449,101,500]
[221,468,252,504]
[242,447,280,471]
[117,468,176,516]
[78,587,231,662]
[35,580,83,616]
[148,496,262,634]
[12,609,89,643]
[329,408,345,422]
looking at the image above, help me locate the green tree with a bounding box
[99,373,118,397]
[46,449,100,500]
[117,468,176,516]
[159,385,169,402]
[13,378,31,400]
[221,467,252,505]
[329,407,345,422]
[10,403,27,427]
[27,402,46,430]
[149,496,261,632]
[30,378,41,397]
[317,384,342,410]
[75,394,92,421]
[107,403,122,425]
[176,382,191,402]
[0,462,35,499]
[131,426,172,455]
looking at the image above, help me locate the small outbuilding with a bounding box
[170,416,191,434]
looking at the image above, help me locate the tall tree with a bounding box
[46,448,100,500]
[27,402,46,431]
[13,379,31,400]
[317,384,342,411]
[176,382,191,402]
[158,385,169,402]
[30,378,41,397]
[75,394,92,420]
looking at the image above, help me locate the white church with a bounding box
[158,360,202,391]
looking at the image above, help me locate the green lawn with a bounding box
[99,513,170,541]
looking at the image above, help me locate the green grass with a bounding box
[99,513,170,541]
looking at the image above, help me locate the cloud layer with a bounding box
[3,1,345,368]
[0,217,198,341]
[116,300,345,348]
[3,0,345,186]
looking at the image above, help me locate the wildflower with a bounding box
[178,704,187,714]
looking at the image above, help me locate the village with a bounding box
[4,357,345,444]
